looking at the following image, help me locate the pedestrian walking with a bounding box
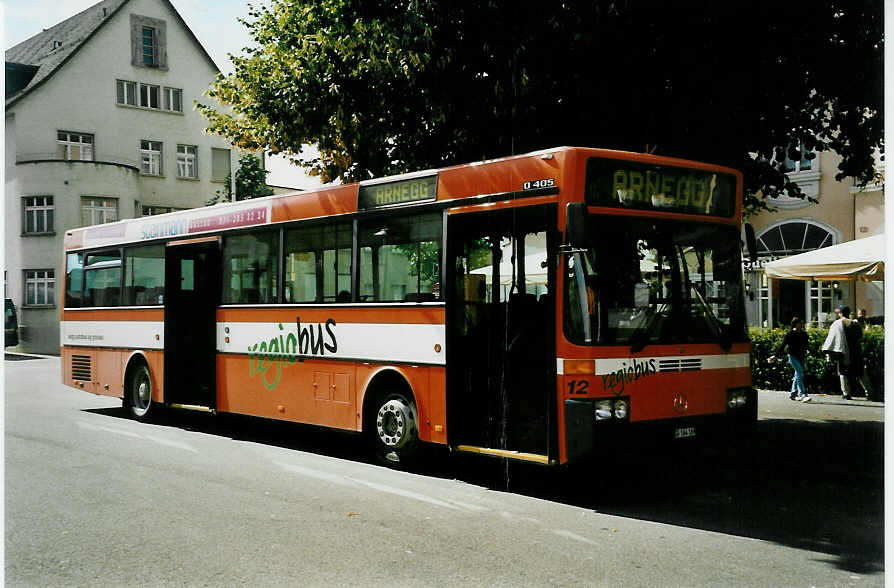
[822,306,855,399]
[769,317,810,402]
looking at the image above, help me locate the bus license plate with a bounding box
[674,427,696,439]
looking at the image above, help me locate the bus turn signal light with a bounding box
[564,359,595,375]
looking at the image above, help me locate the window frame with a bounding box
[163,86,183,113]
[81,197,119,227]
[131,14,167,69]
[140,140,163,176]
[57,131,94,161]
[22,195,54,235]
[176,144,198,179]
[23,269,55,308]
[211,148,231,183]
[138,82,160,109]
[116,79,137,106]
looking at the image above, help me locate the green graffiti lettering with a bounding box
[246,317,339,391]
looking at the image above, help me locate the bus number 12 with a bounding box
[567,380,590,395]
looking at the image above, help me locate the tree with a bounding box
[199,1,883,213]
[207,153,273,205]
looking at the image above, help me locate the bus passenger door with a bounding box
[446,205,557,461]
[164,238,221,409]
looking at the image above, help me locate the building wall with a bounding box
[745,151,885,328]
[5,0,237,354]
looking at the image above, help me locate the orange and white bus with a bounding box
[61,146,755,466]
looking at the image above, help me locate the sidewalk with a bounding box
[758,389,884,408]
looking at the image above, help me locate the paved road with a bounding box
[6,357,884,586]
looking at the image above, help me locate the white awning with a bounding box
[762,234,885,281]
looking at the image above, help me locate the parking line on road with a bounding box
[553,529,601,546]
[77,420,142,438]
[275,461,355,487]
[144,435,198,453]
[347,478,462,511]
[76,420,198,453]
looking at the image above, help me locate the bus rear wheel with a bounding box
[126,363,155,422]
[369,392,419,467]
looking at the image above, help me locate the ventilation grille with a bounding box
[658,358,702,372]
[71,355,92,381]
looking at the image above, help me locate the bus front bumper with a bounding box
[564,388,757,462]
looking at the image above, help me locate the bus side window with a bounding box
[284,225,322,303]
[358,212,441,302]
[65,252,85,308]
[222,231,279,304]
[84,251,121,307]
[123,244,165,306]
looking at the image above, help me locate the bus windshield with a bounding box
[563,218,746,350]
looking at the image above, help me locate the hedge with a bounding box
[749,325,884,400]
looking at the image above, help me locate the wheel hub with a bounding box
[376,398,414,448]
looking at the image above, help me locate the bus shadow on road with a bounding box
[498,418,884,575]
[85,406,883,574]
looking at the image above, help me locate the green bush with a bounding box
[749,325,884,400]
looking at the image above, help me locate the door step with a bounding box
[455,445,551,465]
[169,403,215,414]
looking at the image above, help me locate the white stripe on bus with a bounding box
[61,320,447,365]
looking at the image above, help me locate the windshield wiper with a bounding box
[687,284,732,351]
[629,306,665,353]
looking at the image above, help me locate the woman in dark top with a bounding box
[769,317,810,402]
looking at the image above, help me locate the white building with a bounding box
[6,0,238,353]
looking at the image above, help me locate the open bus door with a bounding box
[446,205,557,464]
[164,237,220,410]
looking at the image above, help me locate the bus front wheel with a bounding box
[368,392,419,467]
[126,363,155,422]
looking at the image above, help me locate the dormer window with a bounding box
[130,15,167,69]
[52,40,62,50]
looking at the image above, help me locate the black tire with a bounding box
[367,391,420,468]
[125,363,155,422]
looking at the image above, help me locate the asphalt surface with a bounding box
[5,356,885,586]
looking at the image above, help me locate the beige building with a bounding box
[5,0,239,353]
[744,150,884,328]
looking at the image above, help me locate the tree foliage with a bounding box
[199,1,883,212]
[207,153,273,205]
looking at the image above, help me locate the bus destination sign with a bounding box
[585,158,736,217]
[358,174,438,210]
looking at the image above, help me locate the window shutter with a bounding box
[156,23,167,69]
[130,16,141,66]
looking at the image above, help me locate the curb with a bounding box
[758,389,884,408]
[4,351,59,360]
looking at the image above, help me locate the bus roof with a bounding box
[64,146,741,251]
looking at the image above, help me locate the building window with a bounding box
[57,131,94,161]
[756,221,834,257]
[23,196,54,234]
[211,148,231,182]
[808,280,835,326]
[131,15,167,68]
[781,141,814,174]
[140,140,163,175]
[116,79,136,106]
[24,270,54,306]
[81,197,118,226]
[141,205,181,216]
[164,87,183,112]
[176,144,198,178]
[139,83,160,109]
[758,272,770,328]
[142,26,157,66]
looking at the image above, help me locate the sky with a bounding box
[4,0,320,189]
